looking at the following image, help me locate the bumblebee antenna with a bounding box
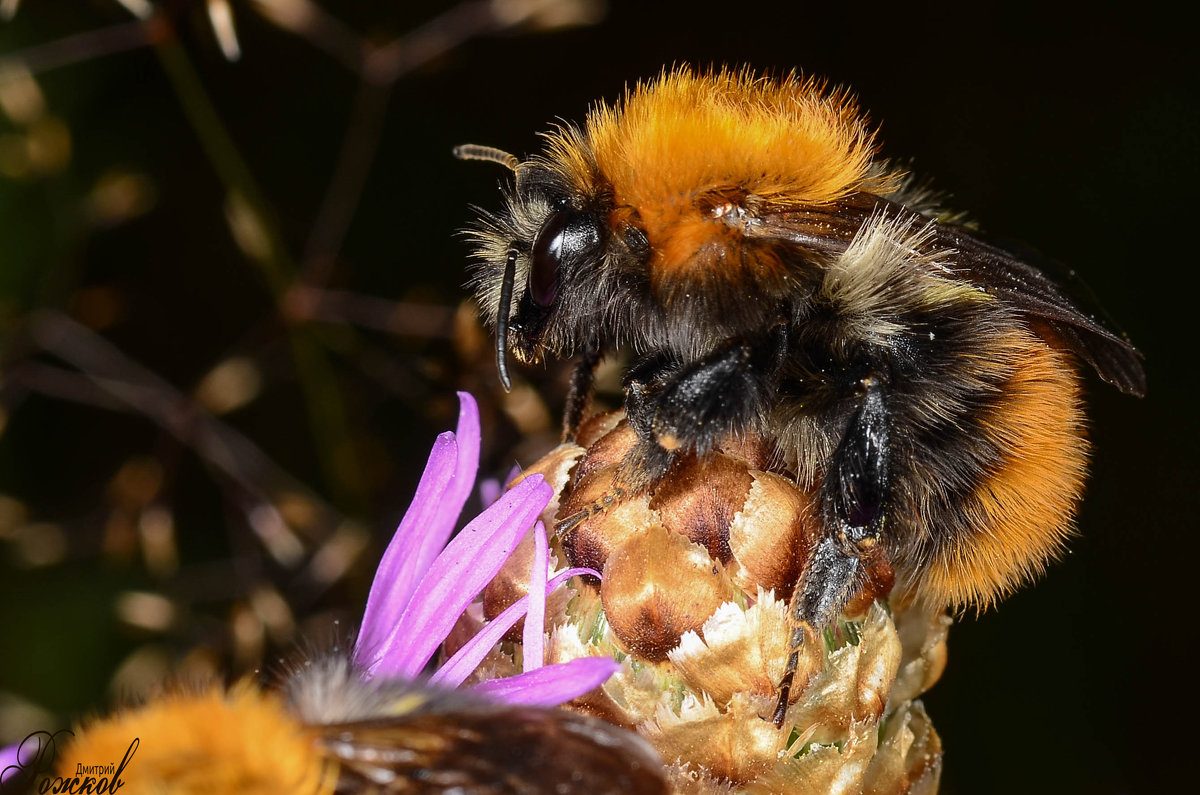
[495,247,518,392]
[453,144,519,171]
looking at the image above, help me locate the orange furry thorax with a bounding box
[544,68,901,282]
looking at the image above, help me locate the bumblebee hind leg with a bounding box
[773,375,891,725]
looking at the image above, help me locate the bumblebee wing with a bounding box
[929,222,1146,396]
[313,705,667,794]
[746,194,1146,396]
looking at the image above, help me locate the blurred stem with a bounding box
[0,19,150,73]
[301,78,391,286]
[150,32,291,294]
[150,23,364,511]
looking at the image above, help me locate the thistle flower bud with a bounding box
[476,410,947,792]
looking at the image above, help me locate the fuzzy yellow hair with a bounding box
[920,333,1088,610]
[54,682,336,794]
[546,66,898,210]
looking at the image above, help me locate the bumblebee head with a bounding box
[458,66,900,386]
[458,145,615,390]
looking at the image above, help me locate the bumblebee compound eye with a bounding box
[529,209,601,307]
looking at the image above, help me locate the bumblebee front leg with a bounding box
[773,375,890,725]
[562,339,601,442]
[619,331,786,493]
[557,334,783,536]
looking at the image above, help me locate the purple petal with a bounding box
[355,431,457,663]
[355,394,482,668]
[472,657,620,706]
[367,475,552,678]
[478,477,502,508]
[2,742,21,781]
[408,393,481,595]
[522,521,549,671]
[430,566,600,688]
[445,392,481,536]
[477,454,522,509]
[2,733,57,788]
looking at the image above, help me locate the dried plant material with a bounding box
[643,692,787,784]
[668,590,798,705]
[249,585,297,644]
[276,492,324,536]
[109,457,164,509]
[483,526,571,642]
[650,452,752,561]
[206,0,241,61]
[8,522,67,567]
[251,0,319,32]
[761,720,879,794]
[0,0,22,22]
[247,502,305,566]
[138,505,179,578]
[780,604,901,741]
[113,0,153,20]
[890,607,952,707]
[562,479,660,574]
[194,356,264,415]
[0,60,46,124]
[861,701,943,795]
[304,521,369,586]
[225,190,275,264]
[503,381,554,434]
[728,471,818,595]
[490,0,608,30]
[115,591,177,632]
[86,170,157,227]
[511,441,585,505]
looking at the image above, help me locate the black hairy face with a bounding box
[467,165,628,364]
[466,170,837,369]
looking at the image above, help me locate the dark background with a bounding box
[1,2,1195,792]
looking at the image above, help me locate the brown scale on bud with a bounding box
[726,469,817,597]
[482,409,903,675]
[844,553,896,618]
[600,521,737,661]
[482,526,577,644]
[647,451,749,563]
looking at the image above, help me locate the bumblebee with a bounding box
[458,67,1144,723]
[46,656,667,794]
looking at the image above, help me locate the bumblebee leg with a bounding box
[621,333,784,487]
[562,340,601,442]
[773,375,890,725]
[773,537,864,724]
[559,336,783,533]
[650,335,785,455]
